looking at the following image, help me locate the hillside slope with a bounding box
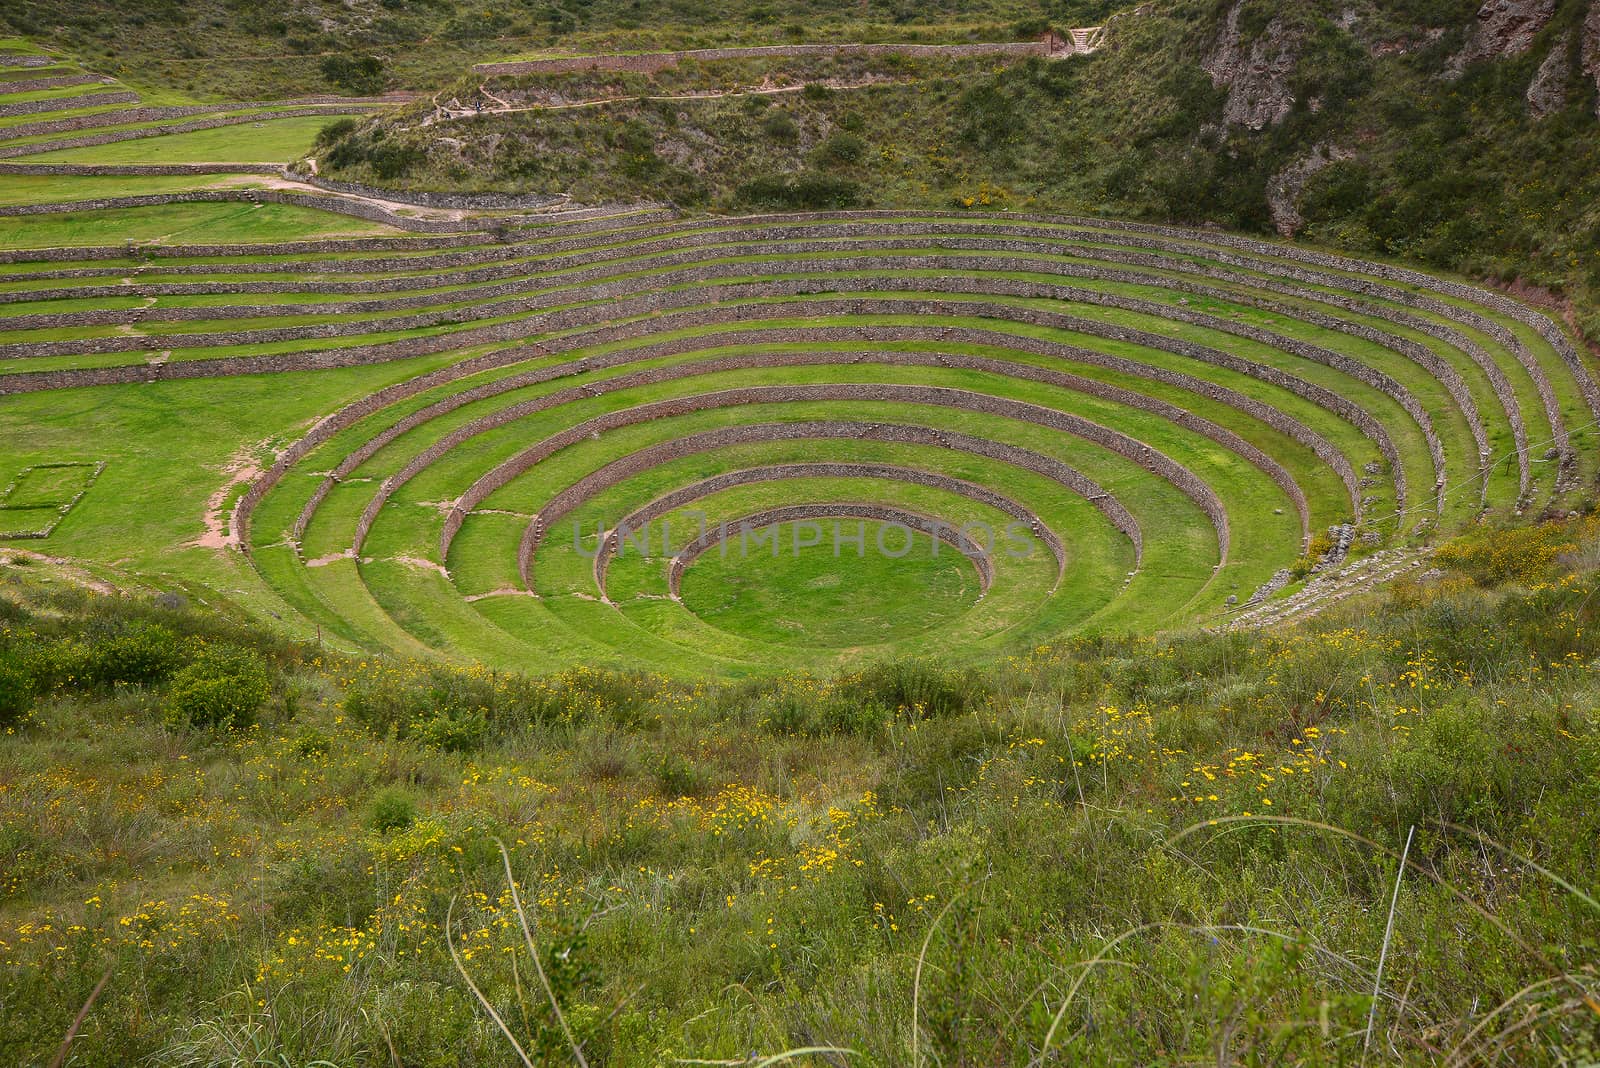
[2,521,1599,1063]
[318,0,1600,341]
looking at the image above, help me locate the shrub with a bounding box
[653,751,710,797]
[314,117,359,149]
[370,788,418,835]
[838,659,988,721]
[320,53,386,95]
[84,621,186,688]
[812,131,866,166]
[410,707,488,753]
[734,173,860,210]
[1435,520,1587,587]
[292,726,331,757]
[761,110,798,142]
[165,646,270,730]
[0,655,33,725]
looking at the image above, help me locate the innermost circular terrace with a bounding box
[674,511,988,649]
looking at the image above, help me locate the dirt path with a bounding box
[191,443,266,551]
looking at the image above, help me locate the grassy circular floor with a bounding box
[676,519,982,648]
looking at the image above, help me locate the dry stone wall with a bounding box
[0,188,490,233]
[350,345,1293,558]
[0,291,1392,516]
[0,223,1524,499]
[438,420,1140,576]
[300,176,567,211]
[0,107,371,159]
[661,502,996,599]
[593,462,1071,590]
[437,382,1228,566]
[0,91,138,118]
[0,249,1457,509]
[474,40,1050,76]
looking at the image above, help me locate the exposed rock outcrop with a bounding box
[1584,0,1600,118]
[1449,0,1556,74]
[1526,30,1571,116]
[1204,0,1300,129]
[1266,144,1353,236]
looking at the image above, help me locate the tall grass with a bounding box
[2,518,1599,1063]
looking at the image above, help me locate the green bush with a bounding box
[0,655,33,725]
[734,173,860,210]
[292,726,331,757]
[1435,520,1588,587]
[760,110,798,142]
[314,117,359,149]
[653,750,711,797]
[410,707,488,753]
[84,621,186,688]
[370,788,418,834]
[812,130,866,166]
[839,658,988,721]
[320,53,385,95]
[165,646,270,730]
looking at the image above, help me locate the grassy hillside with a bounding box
[0,0,1089,100]
[316,0,1600,341]
[3,518,1600,1065]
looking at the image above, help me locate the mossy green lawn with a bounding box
[16,115,340,162]
[0,200,397,247]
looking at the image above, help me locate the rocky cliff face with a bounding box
[1584,0,1600,117]
[1203,0,1301,129]
[1526,30,1571,115]
[1449,0,1557,73]
[1266,143,1353,236]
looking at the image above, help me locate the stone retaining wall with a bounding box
[0,211,1548,487]
[438,382,1229,566]
[4,292,1388,518]
[593,462,1073,590]
[0,161,283,176]
[474,40,1049,76]
[0,247,1457,505]
[660,503,995,599]
[0,107,370,159]
[0,91,138,119]
[1,74,107,93]
[0,222,1524,497]
[0,98,399,141]
[0,188,486,234]
[350,344,1293,560]
[241,347,542,549]
[0,207,675,266]
[468,422,1136,586]
[301,175,567,211]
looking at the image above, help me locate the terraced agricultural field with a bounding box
[0,36,398,165]
[3,199,1595,674]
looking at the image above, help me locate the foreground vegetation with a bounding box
[3,515,1599,1065]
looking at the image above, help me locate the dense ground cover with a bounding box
[2,518,1598,1064]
